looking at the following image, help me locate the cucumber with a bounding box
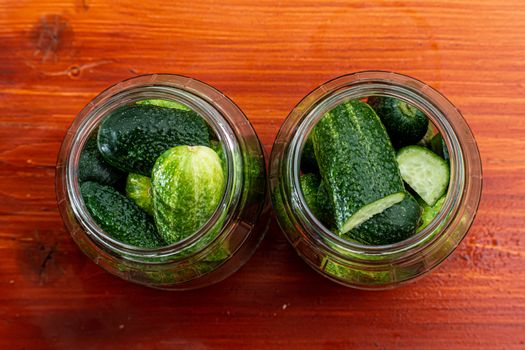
[419,122,439,146]
[98,104,210,176]
[396,145,450,206]
[151,145,225,244]
[300,134,319,174]
[316,181,335,229]
[299,173,321,217]
[136,99,190,111]
[417,195,446,232]
[80,181,164,248]
[429,134,450,161]
[78,136,125,186]
[368,96,429,148]
[346,192,422,245]
[312,99,406,234]
[211,140,227,179]
[125,173,154,215]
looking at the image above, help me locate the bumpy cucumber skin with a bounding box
[98,105,210,176]
[300,134,319,174]
[312,99,405,233]
[125,173,154,216]
[78,136,125,186]
[300,173,321,217]
[152,145,225,244]
[346,192,422,245]
[368,96,429,149]
[80,181,165,248]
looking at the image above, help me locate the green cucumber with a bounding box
[396,145,450,206]
[136,99,190,111]
[417,195,446,232]
[346,192,422,245]
[312,99,406,234]
[78,136,125,186]
[419,122,439,146]
[316,181,335,229]
[211,140,227,179]
[300,134,319,173]
[299,173,321,217]
[151,145,225,244]
[98,104,210,176]
[429,134,450,161]
[80,181,164,248]
[368,96,429,148]
[125,173,154,215]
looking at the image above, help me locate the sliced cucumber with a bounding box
[341,192,405,234]
[396,146,449,206]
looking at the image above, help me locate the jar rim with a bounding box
[61,74,244,261]
[277,71,482,262]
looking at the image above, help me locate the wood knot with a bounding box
[29,14,74,64]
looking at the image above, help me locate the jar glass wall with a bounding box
[269,71,482,289]
[56,74,270,290]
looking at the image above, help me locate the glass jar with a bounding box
[56,74,270,290]
[269,71,482,289]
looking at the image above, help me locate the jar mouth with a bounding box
[284,71,482,260]
[64,74,243,260]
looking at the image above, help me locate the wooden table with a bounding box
[1,1,524,348]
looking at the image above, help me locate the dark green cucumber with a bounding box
[417,195,446,232]
[80,181,164,248]
[397,145,450,206]
[125,173,154,215]
[368,96,429,148]
[346,192,422,245]
[312,99,406,234]
[78,136,125,186]
[152,145,225,244]
[429,134,450,161]
[299,173,321,217]
[300,134,319,174]
[98,104,210,176]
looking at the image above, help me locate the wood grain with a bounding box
[1,0,524,349]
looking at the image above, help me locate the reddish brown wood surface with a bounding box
[1,1,524,349]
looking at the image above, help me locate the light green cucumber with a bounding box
[152,145,225,244]
[396,145,450,206]
[136,99,190,111]
[417,195,446,232]
[125,173,154,215]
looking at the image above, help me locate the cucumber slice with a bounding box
[396,146,450,206]
[341,192,405,234]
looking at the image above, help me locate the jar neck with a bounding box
[67,75,243,262]
[281,71,467,263]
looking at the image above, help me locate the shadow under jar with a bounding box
[269,71,482,290]
[56,74,270,290]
